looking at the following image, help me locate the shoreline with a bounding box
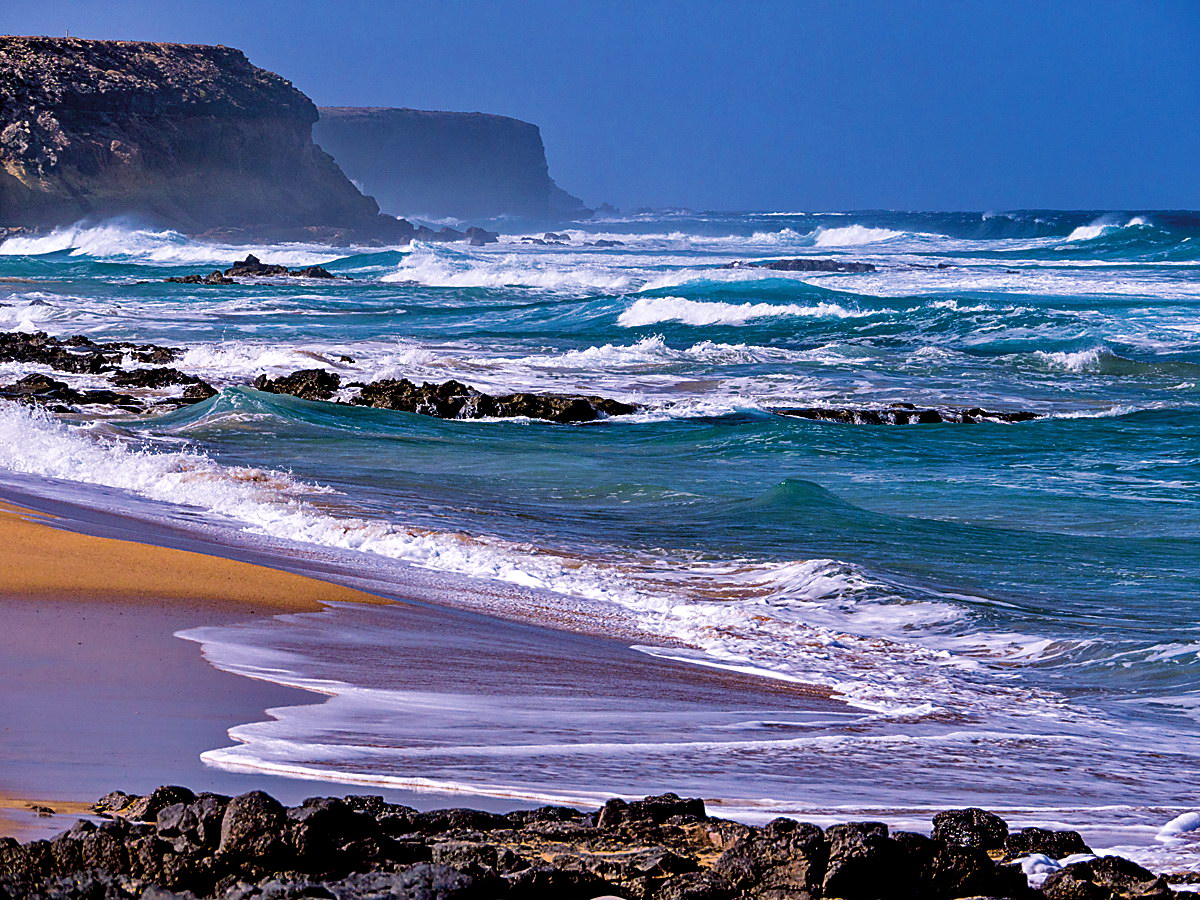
[0,470,839,839]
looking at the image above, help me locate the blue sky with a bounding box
[4,0,1198,211]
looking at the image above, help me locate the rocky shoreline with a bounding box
[0,787,1187,899]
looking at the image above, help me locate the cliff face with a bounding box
[314,107,588,221]
[0,37,411,242]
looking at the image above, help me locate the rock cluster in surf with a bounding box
[723,258,877,273]
[773,404,1043,425]
[0,330,1045,426]
[0,787,1185,899]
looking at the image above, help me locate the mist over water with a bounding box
[2,209,1199,865]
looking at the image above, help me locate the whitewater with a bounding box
[1,208,1199,868]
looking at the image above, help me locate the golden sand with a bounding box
[0,501,391,612]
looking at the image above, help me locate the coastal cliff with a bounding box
[0,36,412,243]
[314,106,589,221]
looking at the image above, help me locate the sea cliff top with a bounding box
[0,35,315,120]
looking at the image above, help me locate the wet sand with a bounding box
[0,472,841,839]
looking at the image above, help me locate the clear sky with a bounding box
[4,0,1198,211]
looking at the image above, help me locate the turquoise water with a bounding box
[1,211,1198,857]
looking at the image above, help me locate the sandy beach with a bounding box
[0,473,841,840]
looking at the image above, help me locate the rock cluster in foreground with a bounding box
[0,787,1183,900]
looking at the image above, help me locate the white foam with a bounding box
[617,296,864,327]
[812,225,904,247]
[1066,216,1150,243]
[382,245,637,292]
[1159,811,1200,840]
[0,221,348,267]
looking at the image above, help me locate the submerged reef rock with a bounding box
[314,106,590,221]
[164,270,234,285]
[350,376,639,423]
[5,787,1176,899]
[723,258,877,273]
[0,372,140,410]
[0,36,413,243]
[773,403,1042,425]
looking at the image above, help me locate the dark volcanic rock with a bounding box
[1042,855,1175,899]
[224,254,290,277]
[774,403,1042,425]
[111,367,202,389]
[1005,827,1091,860]
[0,372,141,410]
[165,270,234,285]
[350,377,638,423]
[466,226,499,246]
[289,265,336,279]
[0,789,1177,900]
[723,257,877,273]
[0,331,181,374]
[253,369,341,401]
[932,807,1010,851]
[0,37,414,243]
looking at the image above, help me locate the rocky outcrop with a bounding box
[350,377,638,423]
[4,786,1180,900]
[0,331,180,373]
[0,37,413,243]
[773,403,1042,425]
[314,106,589,221]
[723,258,877,273]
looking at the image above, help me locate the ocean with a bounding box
[1,209,1198,867]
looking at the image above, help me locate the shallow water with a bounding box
[1,209,1198,865]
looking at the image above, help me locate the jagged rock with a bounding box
[0,373,142,410]
[712,817,827,897]
[596,794,706,829]
[0,331,181,374]
[111,367,202,389]
[217,792,289,875]
[253,369,341,401]
[773,403,1042,425]
[121,787,198,824]
[2,790,1172,900]
[931,807,1010,851]
[1005,827,1091,860]
[723,257,877,273]
[466,227,499,246]
[1041,855,1175,899]
[584,239,625,247]
[180,381,219,403]
[350,377,637,424]
[225,255,290,278]
[289,265,336,279]
[543,232,569,242]
[165,271,234,285]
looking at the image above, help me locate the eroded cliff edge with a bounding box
[0,36,412,243]
[314,106,589,221]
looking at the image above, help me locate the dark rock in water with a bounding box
[1004,827,1091,860]
[774,403,1042,425]
[165,270,234,285]
[1042,855,1175,899]
[466,226,499,246]
[180,381,219,403]
[253,369,341,401]
[723,258,877,273]
[111,367,203,389]
[350,377,638,424]
[0,373,141,410]
[543,232,569,242]
[289,265,336,279]
[0,331,181,374]
[584,238,625,247]
[932,807,1010,851]
[224,254,290,278]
